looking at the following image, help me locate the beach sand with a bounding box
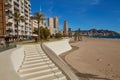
[60,38,120,80]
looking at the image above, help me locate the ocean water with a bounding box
[89,36,120,39]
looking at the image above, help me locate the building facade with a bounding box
[48,18,54,35]
[30,19,38,33]
[0,0,6,35]
[54,16,58,34]
[63,20,68,36]
[0,0,31,37]
[48,16,58,35]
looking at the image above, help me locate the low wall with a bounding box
[0,47,24,80]
[11,47,24,72]
[42,39,79,80]
[44,39,72,55]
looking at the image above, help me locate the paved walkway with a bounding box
[18,44,67,80]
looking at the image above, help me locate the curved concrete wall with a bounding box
[42,39,79,80]
[0,47,24,80]
[44,39,72,55]
[10,47,24,72]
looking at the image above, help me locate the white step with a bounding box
[24,59,44,64]
[36,75,57,80]
[40,54,46,56]
[24,58,50,63]
[25,55,41,58]
[25,56,42,60]
[24,69,62,80]
[20,66,58,74]
[25,57,43,61]
[22,62,53,68]
[25,53,38,55]
[26,54,39,56]
[26,54,40,57]
[25,51,37,53]
[43,58,50,61]
[20,63,55,72]
[19,45,67,80]
[20,67,58,77]
[53,74,67,80]
[23,60,52,65]
[34,72,66,80]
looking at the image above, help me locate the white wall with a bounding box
[44,39,72,55]
[10,47,24,72]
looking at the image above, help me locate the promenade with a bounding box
[0,39,79,80]
[18,44,67,80]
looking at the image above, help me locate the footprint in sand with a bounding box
[107,64,112,66]
[97,58,102,61]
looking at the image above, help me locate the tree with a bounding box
[78,28,81,41]
[33,28,38,34]
[74,31,77,41]
[12,12,25,42]
[33,12,46,41]
[33,27,50,40]
[43,27,50,40]
[74,28,82,41]
[55,33,62,38]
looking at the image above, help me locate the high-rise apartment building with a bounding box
[54,16,58,28]
[48,17,59,35]
[0,0,31,37]
[54,16,58,34]
[48,18,54,34]
[63,20,68,36]
[30,19,38,33]
[0,0,6,35]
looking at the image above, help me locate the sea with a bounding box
[89,36,120,39]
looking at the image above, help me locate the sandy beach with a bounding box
[60,38,120,80]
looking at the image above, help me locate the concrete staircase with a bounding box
[18,44,67,80]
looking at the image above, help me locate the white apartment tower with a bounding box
[48,18,54,34]
[31,19,38,33]
[5,0,31,38]
[48,17,59,35]
[54,16,58,33]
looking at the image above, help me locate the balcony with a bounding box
[5,1,12,6]
[26,20,29,23]
[6,19,13,24]
[14,5,19,9]
[5,8,12,12]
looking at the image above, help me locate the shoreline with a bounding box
[60,38,120,80]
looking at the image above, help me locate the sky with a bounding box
[30,0,120,33]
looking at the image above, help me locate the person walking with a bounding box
[0,38,5,48]
[5,36,10,48]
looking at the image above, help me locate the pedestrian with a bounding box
[0,38,5,48]
[35,37,38,42]
[5,36,10,48]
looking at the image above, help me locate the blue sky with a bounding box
[30,0,120,33]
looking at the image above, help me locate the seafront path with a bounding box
[18,44,67,80]
[0,39,79,80]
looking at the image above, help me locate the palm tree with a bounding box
[34,12,46,41]
[78,28,82,41]
[12,12,25,43]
